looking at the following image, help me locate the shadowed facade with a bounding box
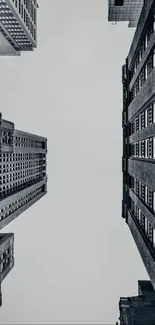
[122,0,155,290]
[0,233,14,307]
[108,0,144,27]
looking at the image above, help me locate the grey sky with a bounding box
[0,1,149,324]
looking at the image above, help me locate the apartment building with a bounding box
[122,0,155,289]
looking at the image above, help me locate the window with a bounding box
[153,102,155,123]
[141,140,145,157]
[136,142,139,157]
[145,34,148,49]
[145,109,148,127]
[148,188,153,209]
[148,105,153,125]
[147,220,153,242]
[145,64,148,80]
[145,186,148,204]
[136,179,139,196]
[149,138,153,158]
[139,141,142,158]
[141,183,145,201]
[140,112,145,129]
[153,228,155,246]
[147,54,153,76]
[114,0,124,5]
[145,139,149,158]
[140,213,145,229]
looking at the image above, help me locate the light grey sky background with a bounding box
[0,1,149,324]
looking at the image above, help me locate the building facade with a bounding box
[108,0,144,27]
[0,113,47,230]
[0,233,14,307]
[122,0,155,289]
[117,281,155,324]
[0,0,38,55]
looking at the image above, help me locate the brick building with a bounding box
[122,0,155,289]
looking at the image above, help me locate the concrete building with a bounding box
[0,233,14,307]
[122,0,155,290]
[108,0,144,27]
[0,113,47,230]
[0,0,38,56]
[117,281,155,324]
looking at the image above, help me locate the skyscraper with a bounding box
[118,281,155,324]
[0,0,38,56]
[0,233,14,307]
[0,113,47,230]
[122,0,155,289]
[108,0,144,27]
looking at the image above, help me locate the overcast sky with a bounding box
[0,1,149,324]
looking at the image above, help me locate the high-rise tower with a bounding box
[0,0,38,55]
[122,0,155,289]
[0,113,47,230]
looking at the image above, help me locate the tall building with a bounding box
[108,0,144,27]
[0,113,47,230]
[0,233,14,307]
[122,0,155,289]
[0,0,38,56]
[117,281,155,324]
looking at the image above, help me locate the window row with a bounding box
[129,175,155,211]
[130,102,155,135]
[130,137,155,159]
[0,184,43,220]
[0,165,44,181]
[0,172,44,192]
[0,174,43,198]
[0,16,32,48]
[15,136,43,148]
[0,246,11,273]
[130,17,155,81]
[130,51,155,102]
[0,160,45,171]
[0,152,45,162]
[130,197,155,246]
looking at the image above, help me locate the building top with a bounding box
[108,0,144,27]
[119,281,155,325]
[0,0,38,53]
[127,0,154,68]
[0,113,47,154]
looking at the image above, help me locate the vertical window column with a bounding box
[153,49,155,68]
[145,109,148,127]
[145,139,149,158]
[146,220,153,243]
[140,213,145,230]
[149,138,153,158]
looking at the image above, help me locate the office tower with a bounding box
[0,0,38,56]
[0,113,47,230]
[122,0,155,289]
[108,0,144,27]
[0,233,14,307]
[117,281,155,324]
